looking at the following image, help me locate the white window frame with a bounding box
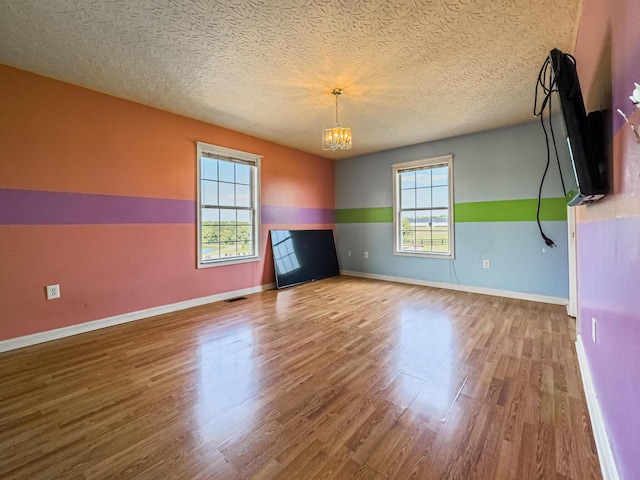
[392,155,455,259]
[197,142,262,268]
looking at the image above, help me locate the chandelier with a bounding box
[322,88,352,151]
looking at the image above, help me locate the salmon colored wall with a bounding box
[0,64,334,341]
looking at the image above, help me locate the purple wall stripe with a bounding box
[0,188,335,226]
[261,205,334,225]
[0,188,195,225]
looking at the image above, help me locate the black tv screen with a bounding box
[269,229,340,289]
[549,48,607,206]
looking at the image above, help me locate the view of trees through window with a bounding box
[201,213,252,260]
[400,214,449,253]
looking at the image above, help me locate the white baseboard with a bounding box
[0,283,275,354]
[576,335,619,480]
[0,273,567,352]
[340,270,568,306]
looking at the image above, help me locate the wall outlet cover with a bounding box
[46,284,61,300]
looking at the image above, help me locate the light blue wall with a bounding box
[335,120,570,299]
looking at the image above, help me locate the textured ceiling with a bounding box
[0,0,581,159]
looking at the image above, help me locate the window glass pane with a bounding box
[220,209,236,223]
[415,211,431,251]
[202,208,220,224]
[400,170,416,189]
[432,213,449,252]
[201,206,220,261]
[221,225,237,243]
[401,210,416,224]
[219,161,235,183]
[401,189,415,209]
[415,169,431,188]
[236,184,251,208]
[201,221,219,245]
[419,228,433,251]
[201,158,218,181]
[238,240,252,256]
[237,209,251,224]
[416,210,431,223]
[236,164,251,185]
[237,224,251,243]
[416,211,431,231]
[401,231,415,250]
[433,222,449,253]
[415,187,431,208]
[432,233,448,252]
[432,210,449,225]
[219,183,235,206]
[401,211,415,250]
[202,244,220,261]
[202,180,218,206]
[432,186,448,207]
[432,167,448,186]
[221,241,237,258]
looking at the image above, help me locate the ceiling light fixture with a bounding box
[322,88,352,151]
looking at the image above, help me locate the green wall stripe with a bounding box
[335,197,567,223]
[455,197,567,222]
[335,207,393,223]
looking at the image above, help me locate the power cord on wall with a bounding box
[533,53,573,248]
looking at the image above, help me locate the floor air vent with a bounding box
[224,296,247,303]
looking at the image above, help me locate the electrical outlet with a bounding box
[592,317,597,343]
[347,250,351,257]
[46,284,61,300]
[364,251,369,259]
[483,259,490,269]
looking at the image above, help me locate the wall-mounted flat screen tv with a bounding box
[270,229,340,289]
[549,48,608,206]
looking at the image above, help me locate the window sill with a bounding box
[394,250,454,260]
[198,255,261,269]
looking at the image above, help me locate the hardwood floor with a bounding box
[0,276,601,479]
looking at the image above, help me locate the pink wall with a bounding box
[0,64,334,342]
[573,1,640,478]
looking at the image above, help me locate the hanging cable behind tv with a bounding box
[532,49,608,248]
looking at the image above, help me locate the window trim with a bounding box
[392,155,455,259]
[196,142,262,269]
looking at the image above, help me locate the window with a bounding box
[197,142,261,268]
[393,155,454,259]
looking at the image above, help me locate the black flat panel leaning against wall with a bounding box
[270,229,340,289]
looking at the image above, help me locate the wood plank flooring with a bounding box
[0,276,601,479]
